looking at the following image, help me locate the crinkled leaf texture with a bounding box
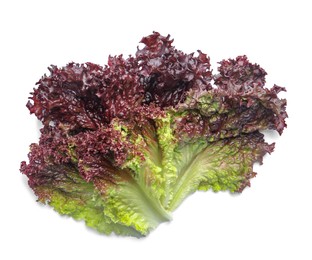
[21,32,287,237]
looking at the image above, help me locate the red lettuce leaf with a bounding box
[21,32,287,237]
[137,32,212,107]
[173,55,287,142]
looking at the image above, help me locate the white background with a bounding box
[1,0,311,259]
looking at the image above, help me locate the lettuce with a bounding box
[21,32,287,237]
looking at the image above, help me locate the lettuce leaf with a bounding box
[21,32,287,237]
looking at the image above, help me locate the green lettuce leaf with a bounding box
[30,164,141,237]
[167,132,274,211]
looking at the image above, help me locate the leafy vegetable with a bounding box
[21,32,287,237]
